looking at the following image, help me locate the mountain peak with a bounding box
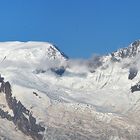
[0,41,67,63]
[110,40,140,61]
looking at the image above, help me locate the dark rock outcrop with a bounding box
[0,77,45,140]
[0,108,13,120]
[131,83,140,93]
[128,67,138,80]
[51,66,65,76]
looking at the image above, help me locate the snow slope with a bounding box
[0,41,140,139]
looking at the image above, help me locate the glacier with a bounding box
[0,41,140,139]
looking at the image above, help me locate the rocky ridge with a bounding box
[0,76,45,140]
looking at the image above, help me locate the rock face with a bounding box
[128,67,138,80]
[111,40,140,61]
[0,77,45,140]
[131,82,140,93]
[0,108,12,120]
[51,66,65,76]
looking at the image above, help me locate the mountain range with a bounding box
[0,40,140,140]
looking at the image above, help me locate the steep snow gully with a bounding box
[1,41,140,139]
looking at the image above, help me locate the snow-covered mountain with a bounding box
[1,41,140,140]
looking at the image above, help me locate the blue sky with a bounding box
[0,0,140,58]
